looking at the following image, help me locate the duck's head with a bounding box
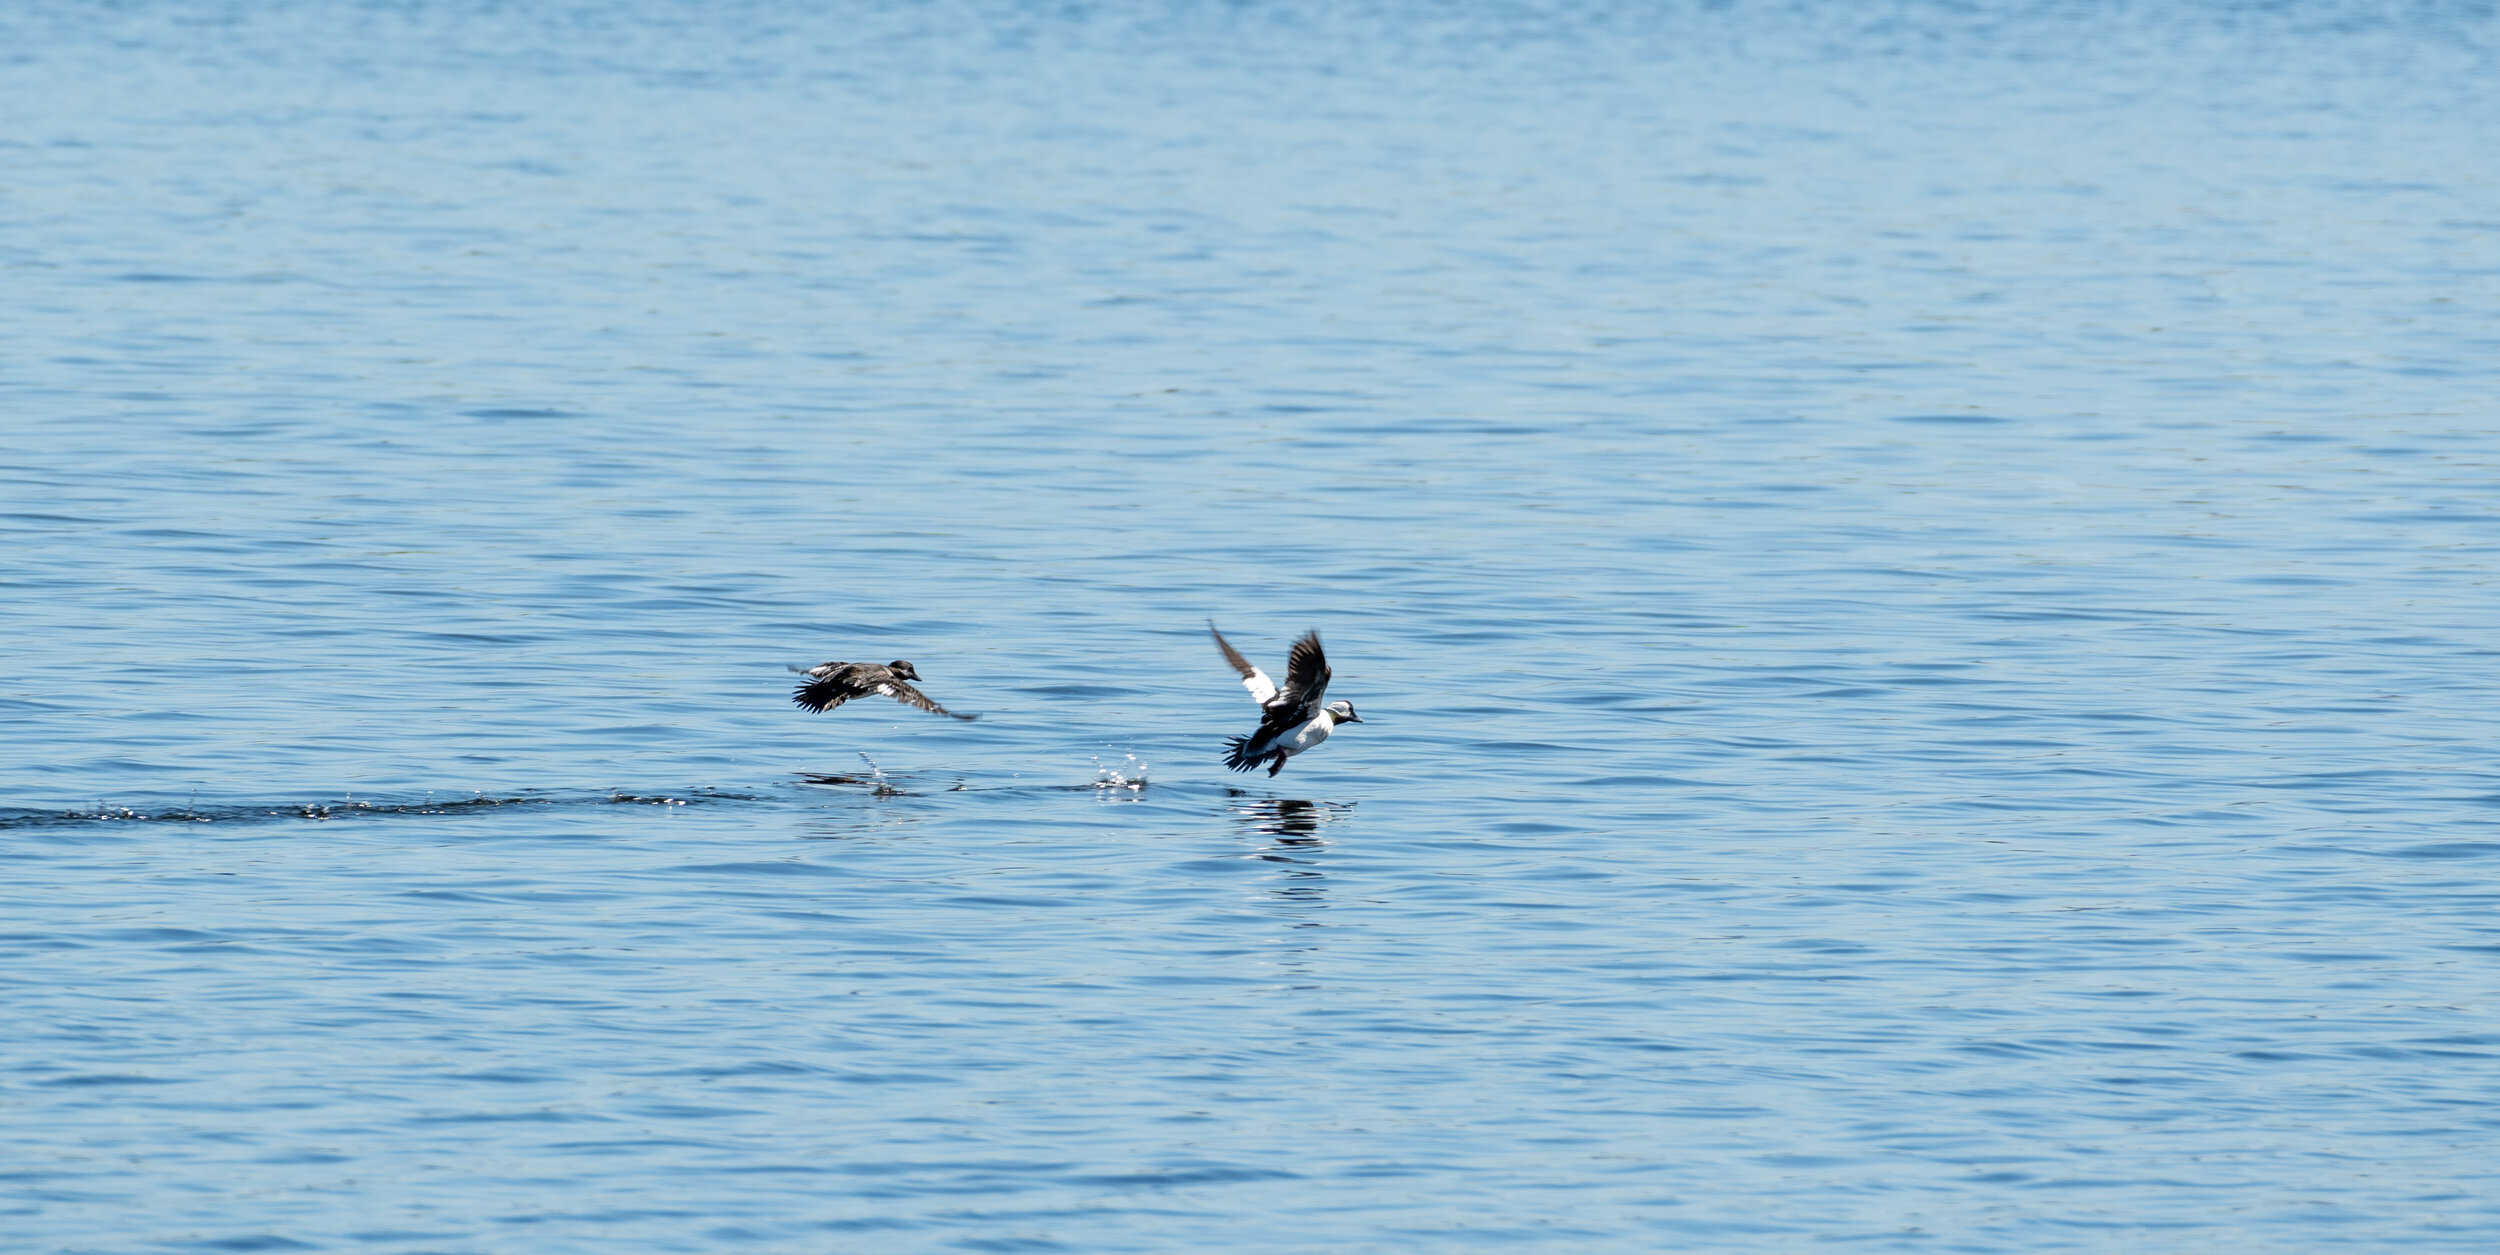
[1325,700,1362,725]
[888,660,920,680]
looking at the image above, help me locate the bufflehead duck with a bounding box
[1210,623,1362,777]
[790,659,976,721]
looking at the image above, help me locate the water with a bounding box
[6,1,2500,1249]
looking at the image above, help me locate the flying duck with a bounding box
[1210,623,1362,777]
[789,659,976,721]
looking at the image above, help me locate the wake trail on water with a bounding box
[0,789,745,830]
[5,758,1168,828]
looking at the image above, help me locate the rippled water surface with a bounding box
[7,2,2500,1250]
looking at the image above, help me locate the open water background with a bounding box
[6,1,2500,1250]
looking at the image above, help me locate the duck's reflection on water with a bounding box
[1228,795,1353,845]
[1227,795,1354,922]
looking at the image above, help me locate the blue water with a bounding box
[7,1,2500,1250]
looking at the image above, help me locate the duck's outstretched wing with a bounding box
[1210,622,1279,707]
[883,679,977,721]
[1277,631,1331,714]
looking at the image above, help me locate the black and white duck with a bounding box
[1210,623,1361,777]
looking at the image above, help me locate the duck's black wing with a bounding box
[1248,631,1330,740]
[1278,631,1331,711]
[881,678,977,721]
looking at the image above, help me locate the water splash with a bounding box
[859,752,907,797]
[608,792,690,807]
[1090,754,1149,793]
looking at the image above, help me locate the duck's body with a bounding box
[1211,624,1362,777]
[790,659,975,721]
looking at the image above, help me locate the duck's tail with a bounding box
[1222,734,1261,773]
[792,677,852,713]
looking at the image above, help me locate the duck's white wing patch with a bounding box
[880,679,975,719]
[1210,623,1280,707]
[1241,667,1278,708]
